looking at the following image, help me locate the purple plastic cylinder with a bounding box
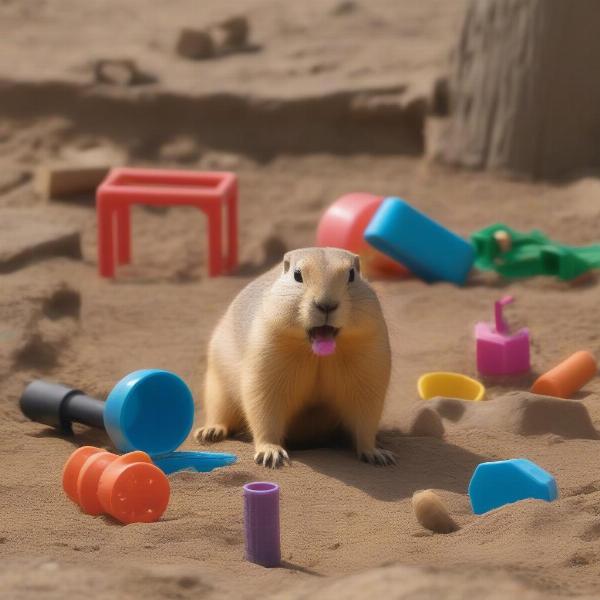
[243,482,281,567]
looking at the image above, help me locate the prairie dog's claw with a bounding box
[194,425,228,444]
[359,448,396,466]
[254,444,290,469]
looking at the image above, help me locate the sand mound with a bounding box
[423,392,598,440]
[281,563,569,600]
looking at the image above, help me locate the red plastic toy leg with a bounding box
[205,205,223,277]
[116,204,131,265]
[97,198,115,278]
[226,183,238,272]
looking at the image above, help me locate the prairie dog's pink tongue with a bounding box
[311,332,336,357]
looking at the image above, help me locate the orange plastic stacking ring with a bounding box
[62,446,103,504]
[77,451,118,515]
[98,452,170,524]
[531,350,598,398]
[62,447,170,524]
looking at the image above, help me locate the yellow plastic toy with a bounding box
[418,372,485,401]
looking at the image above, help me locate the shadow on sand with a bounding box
[289,428,488,502]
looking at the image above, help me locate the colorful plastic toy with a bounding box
[531,351,597,399]
[96,168,238,278]
[475,296,530,376]
[471,224,549,271]
[471,223,600,281]
[468,458,558,515]
[63,446,170,524]
[364,197,475,285]
[417,372,485,401]
[540,245,600,281]
[20,369,237,474]
[244,482,281,568]
[316,193,410,277]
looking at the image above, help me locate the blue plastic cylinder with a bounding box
[364,197,475,285]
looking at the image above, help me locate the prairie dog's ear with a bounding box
[283,252,292,274]
[353,254,361,273]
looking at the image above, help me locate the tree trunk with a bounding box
[441,0,600,179]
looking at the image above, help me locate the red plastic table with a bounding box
[96,168,237,278]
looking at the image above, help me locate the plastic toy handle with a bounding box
[244,482,281,568]
[494,295,514,334]
[20,380,105,433]
[531,351,597,398]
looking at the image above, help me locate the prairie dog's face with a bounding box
[266,248,382,342]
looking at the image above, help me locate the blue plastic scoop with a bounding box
[20,369,236,474]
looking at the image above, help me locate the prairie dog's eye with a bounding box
[348,268,355,283]
[294,269,303,283]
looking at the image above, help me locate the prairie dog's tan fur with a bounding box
[194,247,394,468]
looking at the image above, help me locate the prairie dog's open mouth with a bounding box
[308,325,339,341]
[308,326,339,357]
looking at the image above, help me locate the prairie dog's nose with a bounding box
[314,301,339,314]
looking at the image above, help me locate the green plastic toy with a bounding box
[471,224,600,281]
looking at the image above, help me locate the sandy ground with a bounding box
[0,0,464,97]
[2,1,600,599]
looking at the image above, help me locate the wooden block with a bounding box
[35,165,110,200]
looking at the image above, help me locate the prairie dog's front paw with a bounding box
[194,425,227,444]
[359,447,396,466]
[254,444,290,469]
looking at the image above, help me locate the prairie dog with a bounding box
[194,247,394,468]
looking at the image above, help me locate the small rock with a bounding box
[214,16,249,49]
[412,490,458,534]
[176,17,254,61]
[176,29,215,60]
